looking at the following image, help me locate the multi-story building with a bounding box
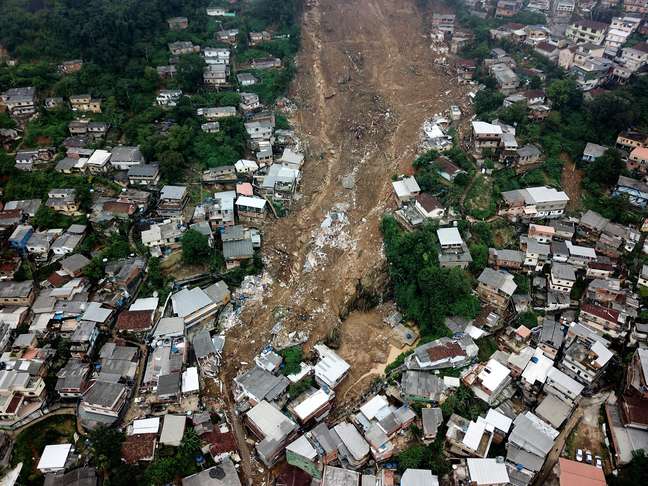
[437,227,473,269]
[559,332,613,386]
[471,121,503,156]
[614,175,648,208]
[203,64,228,86]
[432,12,455,32]
[566,20,608,45]
[157,185,189,218]
[500,186,569,220]
[623,0,648,16]
[476,268,517,313]
[619,348,648,429]
[548,262,577,293]
[69,94,101,113]
[579,303,624,338]
[1,86,37,117]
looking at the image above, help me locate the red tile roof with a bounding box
[588,262,614,272]
[558,458,606,486]
[416,193,443,212]
[435,156,462,176]
[116,310,153,331]
[620,392,648,428]
[48,271,72,288]
[426,342,466,361]
[121,434,157,464]
[202,430,237,456]
[581,303,619,323]
[103,201,136,215]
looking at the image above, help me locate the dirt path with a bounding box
[222,0,466,392]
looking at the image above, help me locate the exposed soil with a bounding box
[222,0,469,398]
[566,393,612,470]
[560,153,584,213]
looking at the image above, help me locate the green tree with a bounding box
[473,89,505,117]
[586,149,624,188]
[547,78,582,112]
[181,229,211,265]
[88,427,125,473]
[175,54,205,93]
[610,450,648,486]
[397,444,427,470]
[83,257,106,281]
[280,346,303,375]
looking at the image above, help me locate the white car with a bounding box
[576,449,583,461]
[595,456,603,468]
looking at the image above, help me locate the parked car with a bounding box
[586,450,593,464]
[595,456,602,468]
[576,449,583,461]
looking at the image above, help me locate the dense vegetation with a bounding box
[0,0,301,183]
[381,215,480,338]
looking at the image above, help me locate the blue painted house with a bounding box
[614,175,648,208]
[8,224,33,253]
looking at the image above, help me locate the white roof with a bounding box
[160,414,186,446]
[565,241,597,259]
[37,444,72,471]
[547,367,584,395]
[81,302,112,323]
[591,341,613,367]
[437,227,463,246]
[86,149,111,167]
[286,435,317,460]
[425,123,445,140]
[131,417,160,435]
[280,148,304,167]
[524,186,569,204]
[478,359,511,392]
[293,389,333,421]
[444,376,461,388]
[235,159,259,171]
[467,458,510,485]
[359,395,390,421]
[247,400,297,440]
[466,324,486,340]
[182,367,199,393]
[463,420,486,451]
[332,422,369,460]
[522,348,554,385]
[401,469,439,486]
[172,287,214,318]
[472,121,503,135]
[484,409,513,433]
[130,297,159,311]
[392,177,420,199]
[314,344,350,387]
[235,195,267,209]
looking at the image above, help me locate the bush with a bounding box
[280,346,303,376]
[181,229,212,265]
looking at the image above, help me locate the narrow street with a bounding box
[223,382,254,484]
